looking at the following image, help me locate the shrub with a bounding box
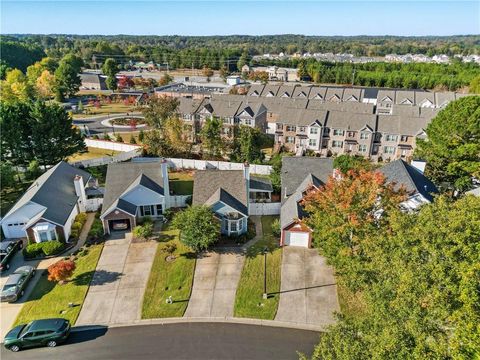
[142,216,153,224]
[76,212,87,225]
[132,223,153,240]
[271,218,281,237]
[163,209,174,221]
[23,241,65,258]
[48,259,76,283]
[88,218,104,239]
[23,243,44,258]
[71,221,82,233]
[70,229,79,239]
[41,241,65,256]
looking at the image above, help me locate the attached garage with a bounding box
[108,219,131,232]
[2,222,27,239]
[284,231,310,247]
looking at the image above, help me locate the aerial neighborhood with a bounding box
[0,7,479,359]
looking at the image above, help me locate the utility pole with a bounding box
[351,68,356,86]
[263,247,268,299]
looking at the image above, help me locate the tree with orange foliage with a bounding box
[302,169,405,290]
[47,259,76,284]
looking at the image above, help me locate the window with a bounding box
[400,135,408,142]
[156,204,163,215]
[358,144,367,152]
[298,127,306,133]
[384,146,395,154]
[143,205,152,216]
[360,132,369,140]
[230,221,237,232]
[276,124,283,130]
[385,134,398,142]
[332,140,343,148]
[40,232,49,242]
[310,127,318,134]
[286,125,296,132]
[286,136,295,144]
[347,131,355,138]
[333,129,344,136]
[309,139,317,147]
[244,119,252,126]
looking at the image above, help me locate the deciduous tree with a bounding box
[200,117,224,159]
[415,96,480,191]
[141,96,179,129]
[48,259,76,284]
[172,206,220,253]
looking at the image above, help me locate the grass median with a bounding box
[14,244,103,326]
[234,216,282,320]
[142,225,196,318]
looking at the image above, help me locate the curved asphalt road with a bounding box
[73,112,147,135]
[1,323,320,360]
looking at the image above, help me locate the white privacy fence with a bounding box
[85,198,103,212]
[169,195,191,208]
[249,202,281,215]
[161,158,272,175]
[84,139,142,152]
[71,149,142,168]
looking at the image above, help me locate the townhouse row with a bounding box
[176,93,442,161]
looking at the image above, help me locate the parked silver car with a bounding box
[1,266,36,303]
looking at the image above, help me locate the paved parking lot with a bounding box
[184,250,245,318]
[275,247,339,327]
[76,232,157,325]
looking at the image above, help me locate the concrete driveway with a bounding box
[76,232,157,325]
[0,249,41,339]
[184,250,244,318]
[275,247,339,327]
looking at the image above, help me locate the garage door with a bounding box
[3,223,27,238]
[109,219,131,232]
[284,231,309,247]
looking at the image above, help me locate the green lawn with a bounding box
[14,244,104,326]
[72,102,137,118]
[142,225,196,318]
[68,147,120,162]
[234,216,282,320]
[169,171,194,195]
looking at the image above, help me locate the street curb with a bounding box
[74,317,325,333]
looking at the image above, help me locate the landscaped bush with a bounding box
[41,241,65,256]
[133,223,153,240]
[271,218,281,237]
[76,212,88,224]
[23,241,66,258]
[71,221,82,233]
[88,218,104,242]
[70,212,88,241]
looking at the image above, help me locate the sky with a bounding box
[1,1,479,36]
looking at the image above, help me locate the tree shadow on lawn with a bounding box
[180,251,197,260]
[72,270,123,286]
[156,234,177,243]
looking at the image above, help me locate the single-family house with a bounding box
[192,164,272,236]
[279,157,438,248]
[1,162,101,242]
[100,161,170,234]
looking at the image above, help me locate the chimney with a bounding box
[74,175,86,212]
[161,159,170,210]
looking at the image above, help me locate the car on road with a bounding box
[0,239,23,271]
[4,318,71,352]
[1,266,36,303]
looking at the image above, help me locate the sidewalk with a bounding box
[0,212,95,339]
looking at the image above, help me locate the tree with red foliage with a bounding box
[47,259,76,284]
[118,76,134,90]
[129,118,137,130]
[302,169,406,290]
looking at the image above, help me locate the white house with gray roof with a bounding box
[1,162,101,242]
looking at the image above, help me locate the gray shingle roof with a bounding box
[377,115,431,136]
[2,161,92,226]
[281,157,334,203]
[379,159,438,201]
[101,162,165,216]
[306,100,375,114]
[277,108,327,126]
[177,97,204,116]
[193,170,248,215]
[250,176,273,192]
[247,84,265,97]
[326,111,377,131]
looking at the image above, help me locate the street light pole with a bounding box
[263,247,268,299]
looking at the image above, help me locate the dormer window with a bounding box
[360,132,369,140]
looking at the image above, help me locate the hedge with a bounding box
[23,240,65,259]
